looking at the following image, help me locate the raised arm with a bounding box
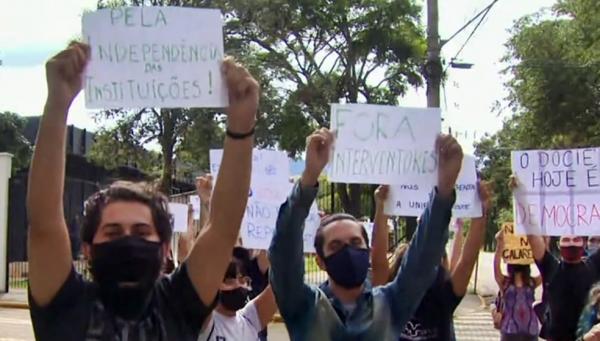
[269,129,332,323]
[253,285,277,330]
[449,219,464,273]
[451,181,491,296]
[382,134,461,328]
[371,185,391,287]
[27,43,89,306]
[509,174,547,262]
[494,230,507,288]
[186,58,259,306]
[197,174,212,233]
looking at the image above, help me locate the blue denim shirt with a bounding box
[269,182,454,341]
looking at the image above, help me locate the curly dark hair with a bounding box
[81,181,172,244]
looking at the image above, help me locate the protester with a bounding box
[178,174,213,265]
[577,284,600,341]
[26,42,259,339]
[588,237,600,257]
[269,128,463,339]
[198,247,277,340]
[494,230,541,341]
[245,249,271,341]
[370,182,491,340]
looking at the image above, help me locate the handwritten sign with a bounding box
[512,148,600,236]
[329,104,441,184]
[189,195,201,220]
[82,7,227,108]
[168,202,188,233]
[502,223,534,265]
[242,193,321,251]
[210,149,291,203]
[384,155,482,217]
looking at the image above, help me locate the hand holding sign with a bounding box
[302,128,334,187]
[375,185,389,209]
[223,57,259,135]
[46,42,90,111]
[437,134,464,199]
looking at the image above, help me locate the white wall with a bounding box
[0,153,13,293]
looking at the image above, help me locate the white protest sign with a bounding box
[168,202,188,232]
[189,195,201,220]
[82,7,227,108]
[302,203,323,253]
[512,148,600,236]
[210,149,291,203]
[384,155,482,217]
[242,189,321,251]
[330,104,441,184]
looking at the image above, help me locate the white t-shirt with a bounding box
[198,301,262,341]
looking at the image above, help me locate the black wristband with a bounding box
[226,125,255,140]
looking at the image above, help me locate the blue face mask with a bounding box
[324,245,370,289]
[588,245,600,256]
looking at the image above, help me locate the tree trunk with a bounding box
[158,109,176,195]
[336,183,362,217]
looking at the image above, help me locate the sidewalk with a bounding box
[0,288,28,309]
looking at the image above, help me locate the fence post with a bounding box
[330,182,335,213]
[0,153,13,293]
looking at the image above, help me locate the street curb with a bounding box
[0,301,29,309]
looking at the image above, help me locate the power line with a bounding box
[448,1,498,66]
[442,0,500,48]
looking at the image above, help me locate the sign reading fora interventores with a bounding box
[82,7,227,109]
[329,104,441,185]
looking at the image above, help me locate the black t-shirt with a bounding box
[537,251,600,341]
[398,267,463,341]
[29,263,214,341]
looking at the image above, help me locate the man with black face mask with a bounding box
[527,234,600,341]
[510,175,600,341]
[269,128,463,340]
[27,42,259,340]
[198,247,277,340]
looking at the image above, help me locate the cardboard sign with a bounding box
[82,7,227,108]
[512,148,600,236]
[168,202,188,233]
[502,223,534,265]
[329,104,441,185]
[384,155,482,217]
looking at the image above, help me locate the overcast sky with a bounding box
[0,0,556,153]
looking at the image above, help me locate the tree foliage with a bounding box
[475,0,600,240]
[0,111,32,172]
[222,0,426,216]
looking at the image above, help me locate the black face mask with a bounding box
[219,287,249,311]
[90,236,163,320]
[324,245,370,289]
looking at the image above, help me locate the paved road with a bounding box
[0,307,34,340]
[0,307,501,341]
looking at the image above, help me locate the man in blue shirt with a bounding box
[269,128,463,340]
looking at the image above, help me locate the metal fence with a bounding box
[7,181,404,291]
[8,260,91,290]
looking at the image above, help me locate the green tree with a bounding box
[0,111,32,172]
[223,0,426,216]
[475,0,600,246]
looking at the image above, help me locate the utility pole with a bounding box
[426,0,442,108]
[405,0,442,240]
